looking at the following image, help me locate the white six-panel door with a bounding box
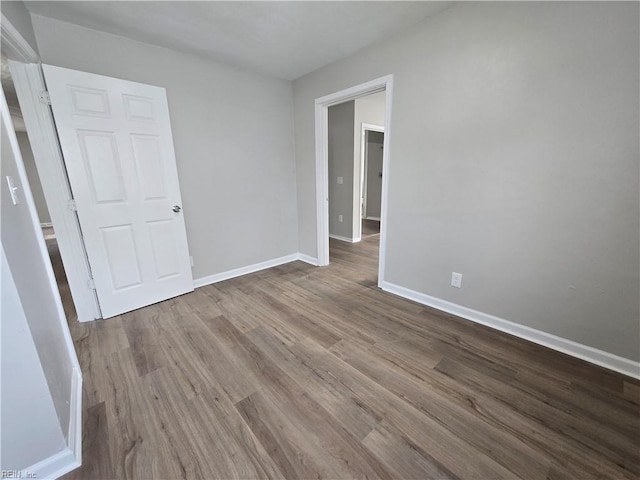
[43,65,193,318]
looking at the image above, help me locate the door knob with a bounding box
[172,205,182,213]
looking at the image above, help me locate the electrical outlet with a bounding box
[338,214,343,222]
[337,176,344,185]
[451,272,462,288]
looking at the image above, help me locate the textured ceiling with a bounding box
[24,1,452,80]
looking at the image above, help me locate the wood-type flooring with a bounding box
[52,235,639,479]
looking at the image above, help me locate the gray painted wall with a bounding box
[31,14,298,280]
[365,131,384,219]
[294,2,640,361]
[328,101,355,239]
[1,104,75,445]
[1,247,66,470]
[0,1,39,55]
[16,131,50,224]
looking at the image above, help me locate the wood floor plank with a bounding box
[120,305,166,378]
[246,327,383,441]
[260,280,378,346]
[205,319,392,479]
[63,402,115,480]
[232,352,394,480]
[434,356,638,479]
[191,386,285,480]
[440,354,639,471]
[329,339,552,480]
[362,421,459,480]
[203,283,269,333]
[234,393,299,479]
[247,288,342,348]
[158,312,261,404]
[623,380,640,404]
[144,366,283,479]
[101,348,186,480]
[281,338,521,479]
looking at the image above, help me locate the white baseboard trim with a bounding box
[193,252,321,288]
[364,216,380,221]
[194,254,300,288]
[68,368,82,465]
[22,363,84,479]
[380,280,640,380]
[297,253,319,266]
[40,222,53,228]
[329,234,358,243]
[22,448,79,480]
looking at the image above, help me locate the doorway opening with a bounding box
[326,94,385,271]
[314,75,393,286]
[360,124,384,240]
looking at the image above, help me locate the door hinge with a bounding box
[68,199,77,211]
[39,90,51,105]
[87,278,96,290]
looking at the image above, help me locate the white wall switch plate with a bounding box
[337,176,344,185]
[338,214,343,222]
[451,272,462,288]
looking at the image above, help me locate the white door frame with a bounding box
[8,62,102,322]
[314,74,393,285]
[360,123,384,223]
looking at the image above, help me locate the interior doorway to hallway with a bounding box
[319,82,390,284]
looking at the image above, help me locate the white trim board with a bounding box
[194,253,319,288]
[380,280,640,380]
[13,367,82,480]
[361,124,384,133]
[21,448,79,480]
[68,368,83,467]
[194,254,299,288]
[297,253,319,266]
[329,234,360,243]
[0,13,39,63]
